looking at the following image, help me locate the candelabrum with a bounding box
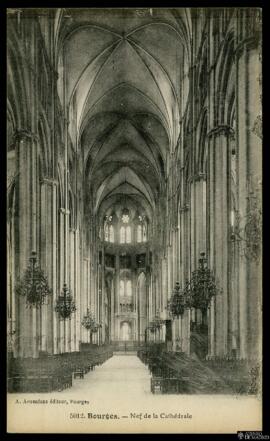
[55,283,76,319]
[81,308,101,343]
[167,254,218,318]
[16,251,52,308]
[185,252,218,312]
[7,319,16,353]
[81,308,101,333]
[167,281,187,318]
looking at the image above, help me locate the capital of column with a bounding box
[14,130,39,143]
[59,208,70,215]
[189,63,197,74]
[63,117,70,126]
[49,66,59,81]
[207,125,235,140]
[179,204,189,212]
[189,172,206,183]
[235,34,261,58]
[40,177,58,186]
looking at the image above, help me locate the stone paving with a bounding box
[67,355,152,399]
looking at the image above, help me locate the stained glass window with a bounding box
[126,280,132,297]
[126,226,131,243]
[137,225,142,242]
[120,226,125,243]
[142,224,147,242]
[104,222,114,242]
[104,224,109,241]
[109,225,114,243]
[122,214,129,224]
[120,225,131,243]
[120,280,125,297]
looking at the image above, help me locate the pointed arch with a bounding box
[197,110,208,175]
[216,31,235,125]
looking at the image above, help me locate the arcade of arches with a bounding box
[7,8,262,378]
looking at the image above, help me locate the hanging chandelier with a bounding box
[7,319,16,353]
[55,283,76,319]
[16,251,52,308]
[185,252,218,312]
[81,308,101,333]
[168,281,186,318]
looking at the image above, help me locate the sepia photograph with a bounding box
[6,7,263,434]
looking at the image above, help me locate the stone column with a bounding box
[115,252,120,340]
[7,176,16,356]
[40,177,58,355]
[228,221,239,356]
[97,262,101,345]
[171,320,176,351]
[80,257,87,344]
[58,208,65,353]
[207,126,232,357]
[145,270,150,336]
[75,229,81,351]
[69,228,76,351]
[235,12,262,360]
[190,179,196,273]
[190,174,207,327]
[100,247,105,344]
[207,133,215,358]
[148,273,153,323]
[182,309,190,355]
[182,204,191,355]
[161,258,167,315]
[64,208,71,353]
[83,257,91,344]
[14,131,39,358]
[110,272,115,341]
[166,252,170,311]
[171,229,176,286]
[176,218,181,283]
[157,259,163,315]
[198,175,207,327]
[132,263,138,341]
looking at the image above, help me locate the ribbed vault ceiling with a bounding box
[59,9,188,222]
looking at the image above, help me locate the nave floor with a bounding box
[67,354,152,398]
[7,355,260,433]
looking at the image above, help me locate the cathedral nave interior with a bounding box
[7,7,262,395]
